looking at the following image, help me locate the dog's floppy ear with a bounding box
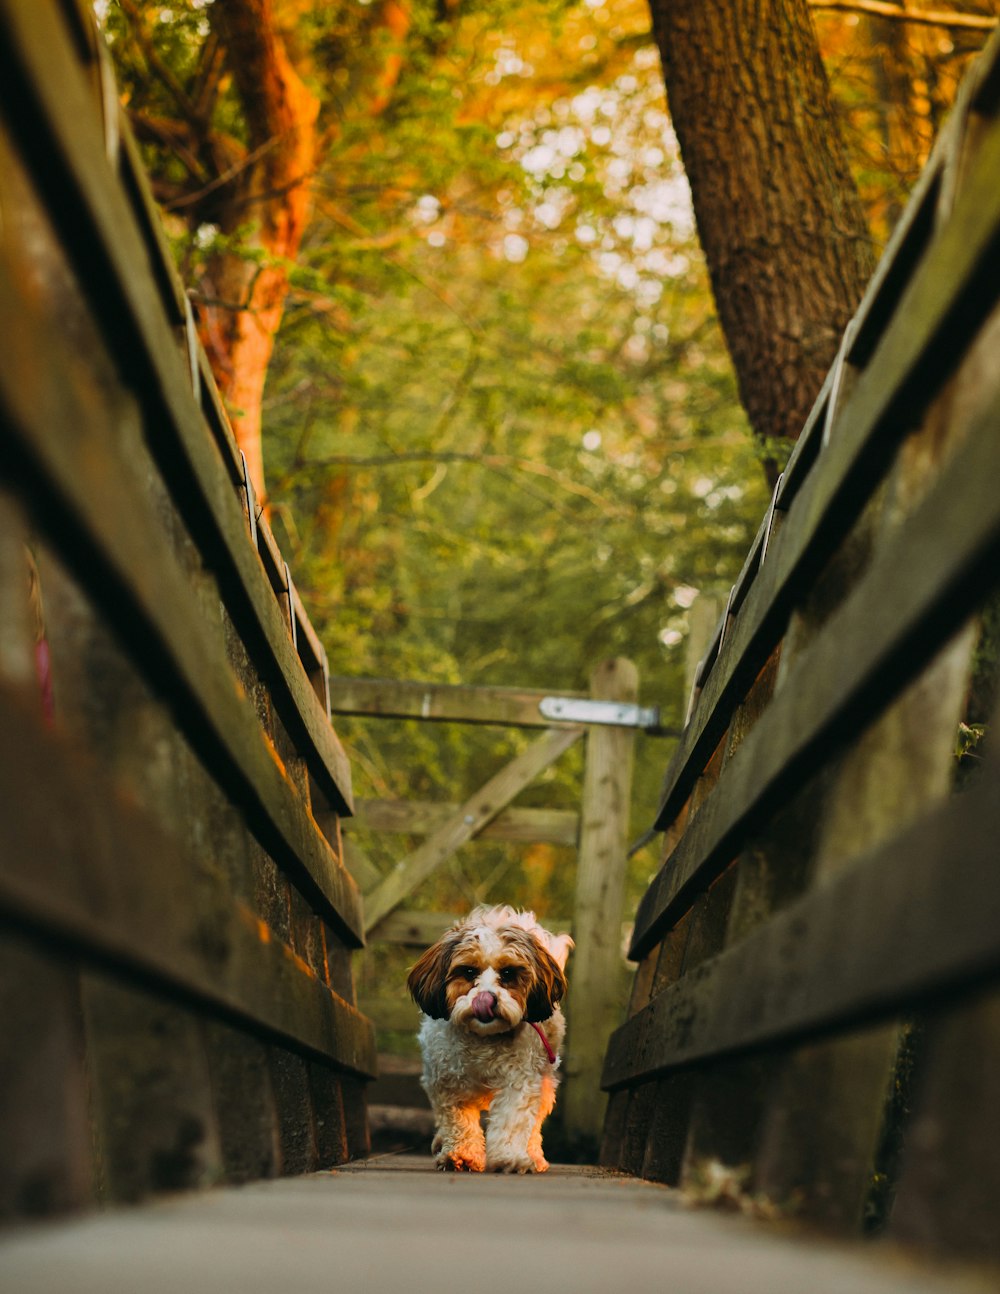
[525,939,569,1023]
[407,938,453,1019]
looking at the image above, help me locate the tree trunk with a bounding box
[199,0,319,502]
[648,0,877,467]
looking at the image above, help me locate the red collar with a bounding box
[528,1020,557,1064]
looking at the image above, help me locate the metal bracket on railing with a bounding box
[283,561,298,650]
[538,697,661,729]
[821,318,859,449]
[239,451,259,547]
[319,654,332,720]
[715,584,738,659]
[183,294,202,406]
[96,39,120,167]
[759,472,785,565]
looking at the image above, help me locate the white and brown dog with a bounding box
[407,905,573,1174]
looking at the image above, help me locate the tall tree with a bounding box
[200,0,319,500]
[648,0,878,473]
[111,0,413,500]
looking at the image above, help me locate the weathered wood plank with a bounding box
[770,367,832,515]
[562,659,638,1148]
[308,1064,349,1167]
[603,766,1000,1090]
[268,1048,319,1176]
[602,828,699,1171]
[196,344,244,484]
[339,1075,371,1161]
[364,1055,425,1109]
[630,382,1000,959]
[890,985,1000,1265]
[330,676,587,728]
[367,908,586,947]
[203,1021,281,1185]
[1,1156,990,1294]
[668,656,810,1187]
[600,33,1000,1248]
[0,250,362,945]
[115,112,190,329]
[650,91,1000,837]
[362,726,583,932]
[0,492,36,695]
[0,936,93,1216]
[756,1029,900,1232]
[81,975,223,1203]
[750,269,984,1228]
[358,995,425,1033]
[637,865,737,1185]
[351,798,580,847]
[0,682,377,1079]
[367,911,464,948]
[0,0,352,816]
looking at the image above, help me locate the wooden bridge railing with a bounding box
[600,27,1000,1267]
[0,0,374,1217]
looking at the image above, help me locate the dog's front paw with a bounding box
[436,1147,486,1172]
[488,1151,545,1174]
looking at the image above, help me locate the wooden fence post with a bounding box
[562,658,638,1150]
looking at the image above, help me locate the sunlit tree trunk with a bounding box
[648,0,877,471]
[199,0,319,502]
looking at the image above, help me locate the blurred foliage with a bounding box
[101,0,996,936]
[813,3,996,243]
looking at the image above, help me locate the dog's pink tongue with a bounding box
[471,991,496,1022]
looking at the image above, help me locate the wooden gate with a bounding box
[600,28,1000,1266]
[329,663,664,1148]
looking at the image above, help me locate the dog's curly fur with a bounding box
[407,905,573,1173]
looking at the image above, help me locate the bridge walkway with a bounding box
[1,1156,990,1294]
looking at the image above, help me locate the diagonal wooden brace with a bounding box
[362,725,583,933]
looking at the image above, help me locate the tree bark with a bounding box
[649,0,877,464]
[199,0,319,501]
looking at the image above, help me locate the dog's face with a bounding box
[407,908,570,1033]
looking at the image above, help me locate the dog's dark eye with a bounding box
[454,965,478,980]
[499,966,523,984]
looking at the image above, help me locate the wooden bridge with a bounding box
[2,2,1000,1290]
[0,1158,986,1294]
